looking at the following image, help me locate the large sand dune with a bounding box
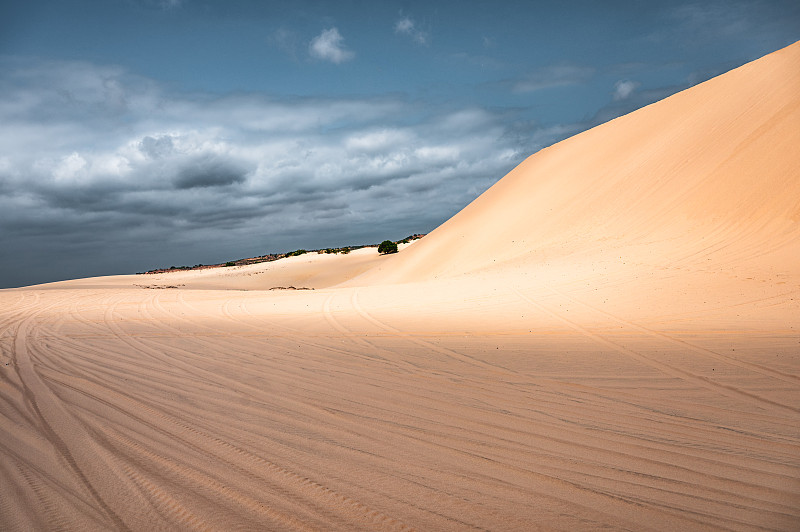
[1,42,799,530]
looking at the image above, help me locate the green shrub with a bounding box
[225,261,236,267]
[378,240,398,255]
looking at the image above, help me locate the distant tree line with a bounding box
[138,234,426,274]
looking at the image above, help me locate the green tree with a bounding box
[378,240,398,255]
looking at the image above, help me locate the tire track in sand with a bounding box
[93,290,417,531]
[10,291,145,531]
[48,370,416,532]
[321,291,431,373]
[512,288,800,415]
[547,285,800,385]
[172,290,416,373]
[350,288,523,378]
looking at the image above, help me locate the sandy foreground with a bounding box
[2,43,799,530]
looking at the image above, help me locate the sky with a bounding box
[1,1,798,288]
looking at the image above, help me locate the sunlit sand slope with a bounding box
[32,246,409,291]
[358,40,800,295]
[1,43,798,531]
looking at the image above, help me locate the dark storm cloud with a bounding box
[173,156,249,189]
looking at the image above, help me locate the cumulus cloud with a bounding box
[309,28,354,63]
[0,58,532,287]
[510,65,595,93]
[53,152,88,182]
[395,16,428,45]
[139,135,175,159]
[345,129,413,153]
[612,79,640,101]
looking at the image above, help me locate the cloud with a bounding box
[345,129,413,153]
[139,135,175,159]
[173,155,250,189]
[395,16,428,45]
[510,65,594,93]
[395,17,414,34]
[612,79,640,101]
[0,58,531,287]
[309,28,354,64]
[53,152,88,182]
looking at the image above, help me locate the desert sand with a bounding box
[1,41,798,531]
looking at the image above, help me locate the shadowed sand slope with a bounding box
[1,43,799,531]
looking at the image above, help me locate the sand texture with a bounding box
[1,42,799,531]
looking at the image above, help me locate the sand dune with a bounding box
[32,245,411,292]
[1,42,799,530]
[359,40,800,287]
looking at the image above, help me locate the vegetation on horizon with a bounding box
[138,234,425,274]
[285,249,308,257]
[378,240,398,255]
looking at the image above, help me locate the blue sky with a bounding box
[1,0,798,288]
